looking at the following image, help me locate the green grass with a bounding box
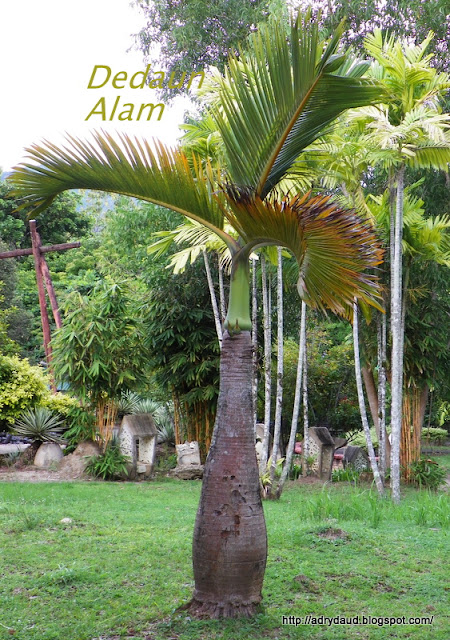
[432,452,450,474]
[0,479,448,640]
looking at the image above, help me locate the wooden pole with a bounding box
[0,226,81,392]
[40,258,62,329]
[31,226,63,330]
[29,220,56,390]
[0,241,80,260]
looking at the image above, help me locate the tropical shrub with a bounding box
[288,460,302,480]
[421,427,448,445]
[156,421,176,446]
[0,355,49,426]
[84,437,129,480]
[409,458,446,491]
[12,407,65,443]
[117,391,143,417]
[62,405,97,452]
[260,457,284,496]
[42,393,79,417]
[154,452,177,472]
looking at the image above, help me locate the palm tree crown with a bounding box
[10,13,386,320]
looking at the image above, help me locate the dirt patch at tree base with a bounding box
[0,465,93,482]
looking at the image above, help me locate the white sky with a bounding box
[0,0,192,172]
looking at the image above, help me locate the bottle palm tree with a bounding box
[9,13,385,618]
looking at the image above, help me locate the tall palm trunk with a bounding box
[259,254,272,471]
[390,164,406,503]
[353,301,384,496]
[191,330,267,618]
[203,249,223,348]
[218,260,227,323]
[276,300,306,498]
[377,310,388,480]
[302,330,309,477]
[268,247,283,493]
[251,256,258,431]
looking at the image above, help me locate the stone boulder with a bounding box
[172,465,204,480]
[34,442,64,468]
[173,441,203,480]
[343,445,369,471]
[176,441,201,467]
[58,440,101,478]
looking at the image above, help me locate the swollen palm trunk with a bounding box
[191,330,267,618]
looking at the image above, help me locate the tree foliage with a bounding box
[131,0,276,99]
[51,280,150,405]
[142,261,220,455]
[297,0,450,71]
[0,178,90,249]
[0,355,49,427]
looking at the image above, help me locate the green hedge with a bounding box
[421,427,448,445]
[0,355,49,426]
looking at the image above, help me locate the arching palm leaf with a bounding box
[10,131,235,251]
[223,188,384,315]
[212,13,386,197]
[148,219,233,274]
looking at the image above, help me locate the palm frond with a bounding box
[8,131,237,252]
[148,219,234,274]
[409,145,450,170]
[211,13,386,197]
[223,188,383,315]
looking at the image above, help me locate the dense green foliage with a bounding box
[0,178,89,249]
[62,405,97,452]
[0,297,20,356]
[142,262,220,451]
[84,438,129,480]
[0,240,32,352]
[422,427,448,445]
[0,354,49,426]
[143,265,220,407]
[409,457,447,490]
[131,0,277,99]
[0,178,95,360]
[51,280,150,404]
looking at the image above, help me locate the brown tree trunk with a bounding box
[190,331,267,618]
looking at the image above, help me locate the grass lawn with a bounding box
[0,478,448,640]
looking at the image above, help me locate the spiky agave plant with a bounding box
[13,407,65,444]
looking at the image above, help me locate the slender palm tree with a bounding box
[9,13,385,618]
[276,299,307,497]
[359,30,450,502]
[352,300,385,495]
[370,186,450,477]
